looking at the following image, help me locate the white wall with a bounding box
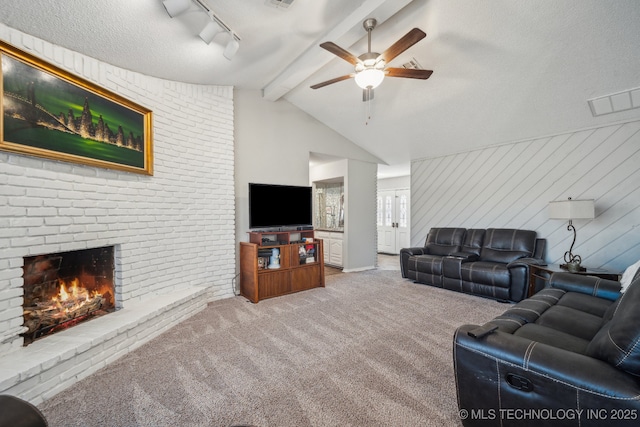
[309,158,378,272]
[0,25,236,354]
[410,120,640,272]
[234,89,381,256]
[344,159,378,271]
[378,175,410,191]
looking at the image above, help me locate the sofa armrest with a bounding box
[455,324,640,411]
[400,247,427,256]
[506,257,545,268]
[504,258,545,302]
[399,247,426,278]
[549,272,621,301]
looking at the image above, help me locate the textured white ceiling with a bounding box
[1,0,639,176]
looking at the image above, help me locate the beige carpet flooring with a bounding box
[38,269,507,427]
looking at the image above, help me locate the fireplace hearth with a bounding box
[21,246,116,345]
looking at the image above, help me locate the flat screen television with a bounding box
[249,183,313,230]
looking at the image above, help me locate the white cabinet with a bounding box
[330,239,343,266]
[316,231,343,267]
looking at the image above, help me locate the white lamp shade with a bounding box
[199,21,222,44]
[162,0,191,17]
[354,68,384,89]
[548,199,595,220]
[223,37,240,60]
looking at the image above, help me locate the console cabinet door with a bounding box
[258,271,291,299]
[291,265,322,292]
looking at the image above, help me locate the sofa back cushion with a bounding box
[586,273,640,376]
[424,227,465,256]
[461,229,485,256]
[480,229,536,264]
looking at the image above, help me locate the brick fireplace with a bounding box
[0,24,236,406]
[22,247,116,346]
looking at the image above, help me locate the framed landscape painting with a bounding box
[0,41,153,175]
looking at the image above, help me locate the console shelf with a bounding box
[247,229,315,246]
[240,231,324,303]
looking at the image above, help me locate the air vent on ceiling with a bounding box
[402,58,422,70]
[588,87,640,116]
[265,0,296,9]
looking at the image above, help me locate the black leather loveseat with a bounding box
[400,228,545,302]
[454,269,640,426]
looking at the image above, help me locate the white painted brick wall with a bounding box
[0,22,235,366]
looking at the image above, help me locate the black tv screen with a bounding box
[249,183,313,229]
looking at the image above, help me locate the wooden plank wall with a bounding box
[410,120,640,272]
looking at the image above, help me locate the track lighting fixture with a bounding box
[162,0,191,18]
[199,20,223,44]
[162,0,241,60]
[223,38,240,60]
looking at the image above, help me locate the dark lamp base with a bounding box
[560,263,587,272]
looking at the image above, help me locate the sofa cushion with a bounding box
[424,227,465,256]
[514,323,591,354]
[586,275,640,376]
[485,228,536,251]
[536,305,604,341]
[461,228,485,256]
[490,287,609,352]
[480,248,530,264]
[411,254,444,275]
[556,291,613,318]
[460,262,511,288]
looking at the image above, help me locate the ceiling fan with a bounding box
[310,18,433,101]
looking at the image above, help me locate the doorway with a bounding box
[377,189,410,254]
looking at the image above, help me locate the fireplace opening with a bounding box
[21,246,116,346]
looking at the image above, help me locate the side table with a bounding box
[527,264,621,298]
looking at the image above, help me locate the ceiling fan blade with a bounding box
[363,87,374,102]
[320,42,361,65]
[310,74,354,89]
[386,68,433,79]
[378,28,426,64]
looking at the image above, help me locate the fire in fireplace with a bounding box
[21,246,116,345]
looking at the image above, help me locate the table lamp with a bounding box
[548,198,595,270]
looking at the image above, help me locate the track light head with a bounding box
[223,37,240,60]
[199,20,223,44]
[162,0,191,18]
[163,0,241,60]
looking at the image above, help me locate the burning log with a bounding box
[22,279,109,339]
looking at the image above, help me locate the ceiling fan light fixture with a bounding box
[355,68,384,89]
[162,0,191,18]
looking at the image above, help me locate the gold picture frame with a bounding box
[0,41,153,175]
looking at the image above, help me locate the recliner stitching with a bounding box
[614,333,640,367]
[612,289,630,317]
[523,341,537,370]
[528,298,554,308]
[493,318,525,327]
[510,307,543,316]
[455,341,640,400]
[576,389,581,427]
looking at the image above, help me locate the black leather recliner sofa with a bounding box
[454,269,640,426]
[400,228,546,302]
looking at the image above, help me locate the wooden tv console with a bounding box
[239,230,325,303]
